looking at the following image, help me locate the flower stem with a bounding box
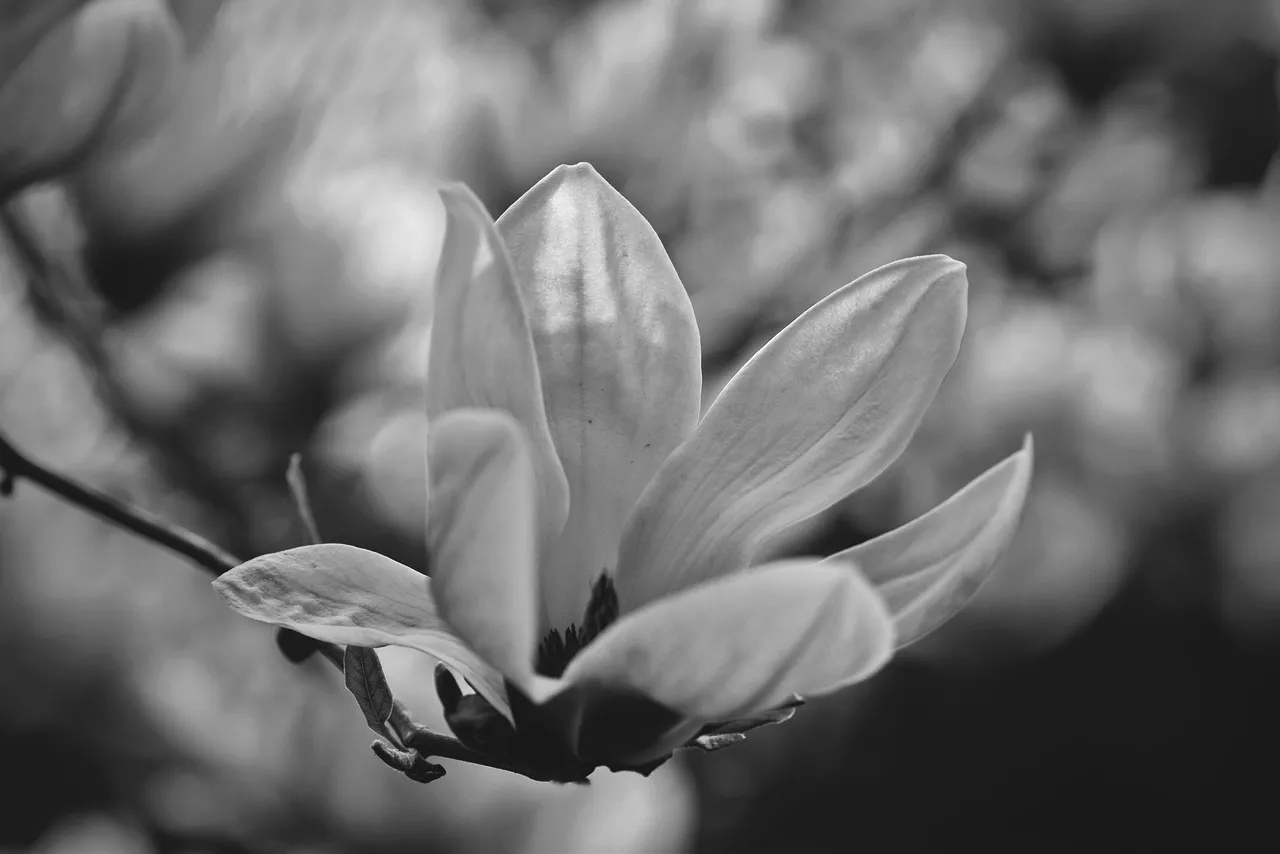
[0,428,564,783]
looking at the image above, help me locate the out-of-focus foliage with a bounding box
[3,0,1280,851]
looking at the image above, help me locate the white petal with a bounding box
[558,560,894,722]
[427,408,541,694]
[212,543,512,720]
[428,183,570,556]
[617,255,967,608]
[819,435,1034,652]
[496,163,701,630]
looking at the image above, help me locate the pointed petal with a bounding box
[212,543,512,719]
[618,255,967,608]
[426,408,541,693]
[558,560,895,721]
[428,183,570,556]
[496,163,701,629]
[819,435,1034,652]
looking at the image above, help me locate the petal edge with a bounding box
[213,543,512,720]
[819,435,1035,650]
[559,559,895,721]
[618,255,968,608]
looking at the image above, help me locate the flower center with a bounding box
[535,572,618,677]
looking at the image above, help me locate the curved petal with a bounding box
[557,560,895,722]
[427,408,541,694]
[496,163,701,630]
[818,435,1034,652]
[212,543,512,720]
[617,255,967,608]
[428,183,570,557]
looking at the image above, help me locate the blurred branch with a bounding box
[0,202,110,368]
[0,421,587,784]
[0,430,238,574]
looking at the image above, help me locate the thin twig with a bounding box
[0,431,238,574]
[286,453,322,544]
[0,428,562,783]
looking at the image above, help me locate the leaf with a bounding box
[344,646,394,740]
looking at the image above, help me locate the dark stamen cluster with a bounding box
[536,572,618,677]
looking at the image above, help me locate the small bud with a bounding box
[371,740,445,784]
[275,627,317,663]
[436,665,518,759]
[434,663,463,713]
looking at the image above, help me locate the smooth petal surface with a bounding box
[427,408,541,694]
[496,163,701,629]
[818,435,1034,653]
[557,560,895,722]
[212,543,512,719]
[427,183,570,557]
[618,255,967,608]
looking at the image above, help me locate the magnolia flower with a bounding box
[214,164,1033,778]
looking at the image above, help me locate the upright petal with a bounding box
[428,184,570,556]
[212,543,512,720]
[818,435,1034,652]
[618,255,967,608]
[559,560,894,722]
[496,164,701,629]
[427,408,541,694]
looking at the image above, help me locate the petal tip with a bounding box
[861,254,969,305]
[564,161,597,173]
[540,161,619,197]
[898,254,968,294]
[931,254,969,290]
[1009,433,1036,492]
[210,573,233,601]
[438,181,490,215]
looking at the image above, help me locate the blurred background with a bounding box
[3,0,1280,851]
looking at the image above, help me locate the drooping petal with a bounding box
[427,408,542,695]
[496,163,701,629]
[557,560,894,722]
[212,543,512,719]
[818,435,1034,654]
[427,183,570,557]
[617,255,967,608]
